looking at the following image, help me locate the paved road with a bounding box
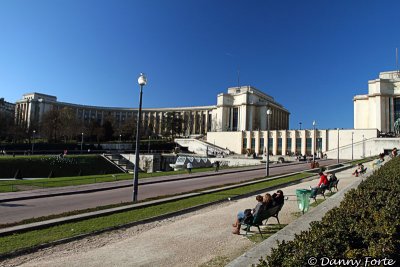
[0,160,339,224]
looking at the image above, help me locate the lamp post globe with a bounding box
[138,73,147,86]
[266,109,272,177]
[133,73,147,202]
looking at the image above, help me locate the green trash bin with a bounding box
[296,189,312,213]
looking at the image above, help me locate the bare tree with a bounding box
[59,107,81,142]
[0,111,14,141]
[102,114,115,141]
[120,117,136,142]
[40,108,62,142]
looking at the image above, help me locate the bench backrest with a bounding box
[329,179,339,188]
[253,203,284,225]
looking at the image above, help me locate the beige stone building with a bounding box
[14,86,290,135]
[354,70,400,132]
[207,129,378,157]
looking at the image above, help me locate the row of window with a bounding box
[243,137,323,154]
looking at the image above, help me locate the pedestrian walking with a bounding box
[187,162,193,174]
[214,161,220,172]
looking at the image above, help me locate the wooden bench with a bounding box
[243,203,284,237]
[309,186,326,201]
[327,179,339,193]
[359,167,367,176]
[310,179,340,200]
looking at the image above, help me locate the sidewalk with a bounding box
[1,162,371,267]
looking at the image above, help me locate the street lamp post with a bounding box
[362,134,365,158]
[133,73,147,202]
[119,134,122,151]
[31,130,36,155]
[351,132,354,161]
[312,120,316,162]
[299,122,302,130]
[81,133,84,153]
[337,128,340,164]
[266,109,272,176]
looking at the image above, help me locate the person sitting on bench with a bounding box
[390,147,398,158]
[309,172,329,199]
[327,172,337,183]
[373,153,385,167]
[263,193,274,209]
[317,172,329,188]
[232,195,266,235]
[352,163,365,177]
[272,190,285,206]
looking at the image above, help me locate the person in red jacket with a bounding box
[317,172,329,187]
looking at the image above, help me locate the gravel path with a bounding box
[1,167,363,267]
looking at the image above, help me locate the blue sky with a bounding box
[1,0,400,130]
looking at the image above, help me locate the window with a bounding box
[259,138,264,153]
[251,138,256,151]
[268,138,273,153]
[395,98,400,122]
[277,138,282,155]
[306,138,312,155]
[229,107,239,131]
[286,138,292,152]
[243,138,247,149]
[317,138,322,152]
[296,138,302,154]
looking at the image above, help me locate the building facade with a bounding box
[15,86,290,135]
[0,98,15,117]
[207,129,378,157]
[354,70,400,132]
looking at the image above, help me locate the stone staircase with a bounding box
[101,153,134,173]
[174,138,231,156]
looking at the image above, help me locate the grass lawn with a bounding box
[0,172,311,256]
[0,155,121,179]
[246,224,287,243]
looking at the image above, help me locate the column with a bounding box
[272,131,278,155]
[193,111,197,134]
[198,111,203,134]
[282,131,287,156]
[205,110,209,133]
[301,131,306,156]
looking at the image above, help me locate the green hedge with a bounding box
[258,157,400,267]
[0,155,122,178]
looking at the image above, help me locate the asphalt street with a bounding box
[0,160,339,224]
